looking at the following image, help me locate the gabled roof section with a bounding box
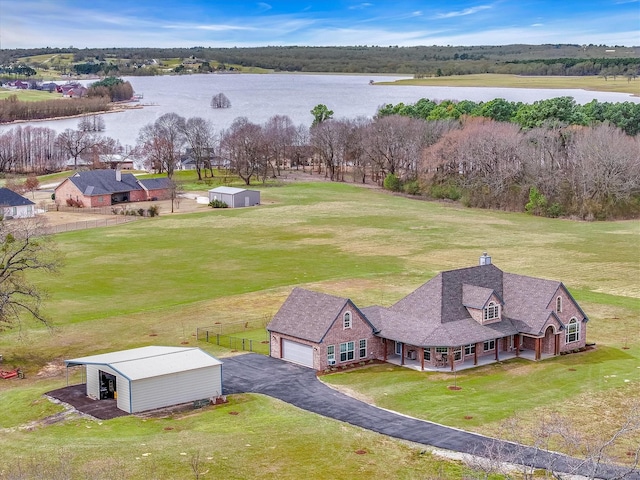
[0,188,35,207]
[502,272,563,335]
[462,284,500,309]
[138,178,171,191]
[64,346,222,381]
[268,288,353,343]
[68,169,141,195]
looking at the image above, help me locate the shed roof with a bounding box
[208,186,248,195]
[65,346,222,381]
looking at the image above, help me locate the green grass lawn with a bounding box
[0,181,637,477]
[376,73,640,95]
[0,88,64,101]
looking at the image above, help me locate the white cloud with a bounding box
[434,5,492,19]
[257,2,272,12]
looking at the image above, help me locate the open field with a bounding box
[0,181,638,477]
[376,73,640,96]
[0,88,64,101]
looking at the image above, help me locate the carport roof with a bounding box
[208,186,248,195]
[65,346,222,381]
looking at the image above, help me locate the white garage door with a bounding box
[282,339,314,368]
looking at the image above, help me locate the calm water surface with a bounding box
[4,74,639,148]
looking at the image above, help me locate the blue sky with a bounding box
[1,1,638,49]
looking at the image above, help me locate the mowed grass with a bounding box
[0,88,64,101]
[0,181,637,476]
[376,73,640,95]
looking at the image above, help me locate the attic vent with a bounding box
[480,252,492,266]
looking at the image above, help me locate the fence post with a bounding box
[206,331,209,342]
[216,333,220,346]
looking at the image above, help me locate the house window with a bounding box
[98,196,104,203]
[327,345,335,365]
[340,341,355,362]
[484,302,500,321]
[395,341,402,356]
[11,207,17,216]
[464,344,475,356]
[566,317,580,343]
[453,346,462,361]
[483,340,495,351]
[359,339,367,358]
[424,348,431,361]
[556,296,562,313]
[343,312,351,329]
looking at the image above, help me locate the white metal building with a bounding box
[65,346,223,414]
[208,186,260,208]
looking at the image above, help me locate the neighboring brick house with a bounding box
[267,254,588,371]
[54,170,171,208]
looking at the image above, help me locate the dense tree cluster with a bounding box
[0,95,109,123]
[377,97,640,136]
[86,77,134,102]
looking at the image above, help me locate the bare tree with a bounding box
[363,115,429,182]
[310,119,349,181]
[0,217,60,330]
[263,115,296,177]
[220,117,263,185]
[569,123,640,218]
[55,128,101,170]
[181,116,216,181]
[210,92,231,109]
[78,114,105,132]
[136,113,186,178]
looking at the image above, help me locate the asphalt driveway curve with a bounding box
[223,354,639,480]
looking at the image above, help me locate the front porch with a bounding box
[386,348,554,372]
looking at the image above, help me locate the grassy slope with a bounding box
[0,181,637,476]
[376,73,640,96]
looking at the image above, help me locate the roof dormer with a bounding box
[462,284,503,325]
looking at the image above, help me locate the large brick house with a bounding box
[267,254,588,371]
[54,170,171,208]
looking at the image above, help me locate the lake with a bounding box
[3,73,639,148]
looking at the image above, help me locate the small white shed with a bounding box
[65,346,223,413]
[208,186,260,208]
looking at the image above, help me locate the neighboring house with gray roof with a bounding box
[268,253,588,371]
[0,188,36,219]
[54,169,171,208]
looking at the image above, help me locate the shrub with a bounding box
[66,198,84,208]
[147,205,159,217]
[137,208,145,217]
[403,179,421,195]
[209,199,228,209]
[383,173,401,192]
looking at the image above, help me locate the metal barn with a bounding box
[208,186,260,208]
[65,346,223,413]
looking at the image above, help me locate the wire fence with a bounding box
[43,215,142,234]
[198,331,270,355]
[197,317,271,355]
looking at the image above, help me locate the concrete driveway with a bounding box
[223,354,638,480]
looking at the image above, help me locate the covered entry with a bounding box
[282,339,314,368]
[99,370,117,399]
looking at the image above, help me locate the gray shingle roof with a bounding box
[272,263,584,348]
[67,170,141,195]
[267,288,350,343]
[0,188,35,207]
[139,178,171,190]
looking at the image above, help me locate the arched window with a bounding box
[484,302,500,321]
[566,317,580,343]
[343,312,351,329]
[556,296,562,313]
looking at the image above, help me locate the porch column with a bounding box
[401,343,405,366]
[514,335,520,357]
[495,339,499,361]
[449,347,454,371]
[554,333,560,355]
[383,339,387,362]
[474,346,478,365]
[535,338,541,360]
[419,347,425,371]
[279,337,283,359]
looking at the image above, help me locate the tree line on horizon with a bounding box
[1,44,638,78]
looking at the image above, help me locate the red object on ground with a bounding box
[0,369,18,379]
